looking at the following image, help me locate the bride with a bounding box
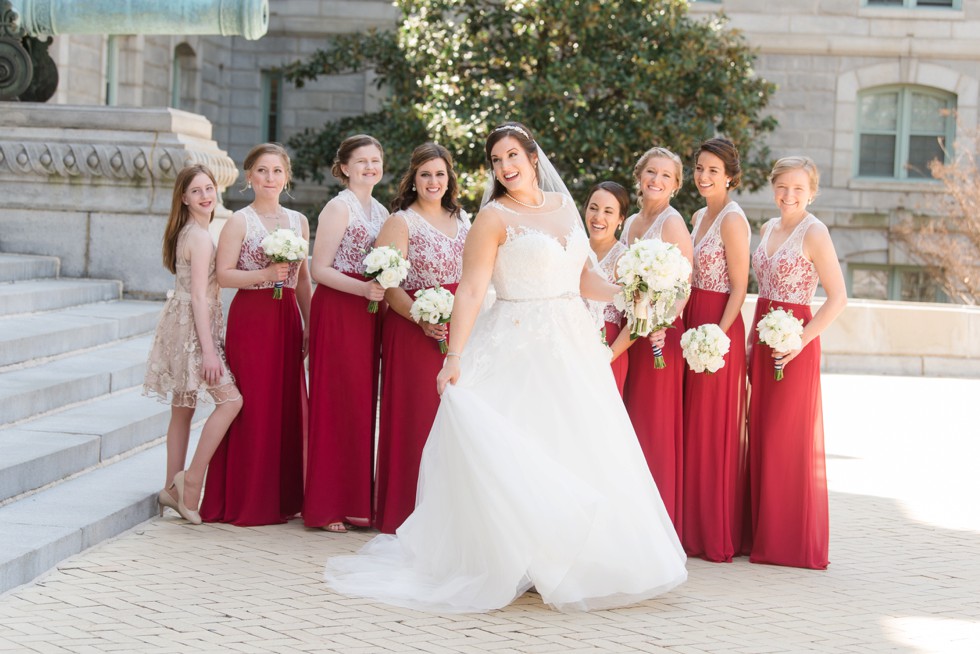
[325,122,687,613]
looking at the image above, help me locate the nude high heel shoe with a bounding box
[173,470,203,525]
[158,488,179,516]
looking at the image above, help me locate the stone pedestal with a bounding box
[0,104,238,297]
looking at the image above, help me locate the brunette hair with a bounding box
[586,181,631,221]
[244,142,292,185]
[331,134,384,185]
[390,142,462,219]
[696,137,742,189]
[633,146,684,195]
[769,155,820,197]
[484,122,538,200]
[162,164,218,275]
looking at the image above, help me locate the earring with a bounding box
[725,181,731,189]
[412,184,416,192]
[246,180,252,190]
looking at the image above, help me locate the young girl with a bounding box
[202,143,312,526]
[143,164,243,524]
[304,135,388,532]
[748,156,846,569]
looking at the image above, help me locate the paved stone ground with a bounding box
[1,373,978,653]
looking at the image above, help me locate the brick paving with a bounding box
[1,373,978,653]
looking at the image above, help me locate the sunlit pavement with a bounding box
[1,373,977,653]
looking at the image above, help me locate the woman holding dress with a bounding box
[324,122,686,613]
[682,137,750,562]
[304,134,388,533]
[201,143,311,526]
[748,156,846,570]
[584,181,630,395]
[373,142,470,534]
[144,165,243,524]
[620,147,693,530]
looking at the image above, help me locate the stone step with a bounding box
[0,253,60,282]
[0,387,212,503]
[0,426,203,594]
[0,335,152,426]
[0,278,122,317]
[0,300,162,368]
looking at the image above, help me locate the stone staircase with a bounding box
[0,253,207,594]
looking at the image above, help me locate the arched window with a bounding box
[171,43,198,111]
[856,86,955,179]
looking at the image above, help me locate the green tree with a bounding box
[284,0,776,221]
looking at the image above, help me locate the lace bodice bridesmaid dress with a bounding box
[748,214,829,569]
[374,208,470,534]
[304,189,389,529]
[682,201,750,561]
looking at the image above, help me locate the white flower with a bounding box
[681,323,731,373]
[616,238,692,338]
[377,268,403,289]
[261,228,308,262]
[410,287,455,324]
[362,245,410,287]
[756,307,804,352]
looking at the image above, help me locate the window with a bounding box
[849,264,947,302]
[864,0,958,7]
[261,70,283,143]
[856,86,955,180]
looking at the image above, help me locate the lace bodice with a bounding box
[236,205,305,290]
[332,189,389,275]
[691,201,749,293]
[596,240,627,324]
[173,224,220,304]
[753,215,820,304]
[488,197,588,301]
[399,208,470,290]
[620,205,681,245]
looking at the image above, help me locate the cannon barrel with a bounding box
[10,0,268,40]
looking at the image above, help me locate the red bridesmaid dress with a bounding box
[374,208,469,534]
[596,239,628,395]
[200,207,307,526]
[749,214,829,569]
[682,200,749,561]
[620,207,686,529]
[303,189,389,528]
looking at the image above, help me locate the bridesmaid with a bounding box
[682,137,750,562]
[373,142,469,534]
[584,181,630,395]
[748,156,846,569]
[620,147,693,530]
[203,143,312,526]
[305,134,388,533]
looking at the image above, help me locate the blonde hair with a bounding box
[331,134,384,185]
[244,142,292,189]
[162,165,217,274]
[633,146,683,196]
[769,156,820,197]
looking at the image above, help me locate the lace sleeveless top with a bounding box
[332,189,389,275]
[596,240,627,324]
[236,205,305,290]
[690,200,749,293]
[487,196,588,301]
[399,208,470,290]
[620,205,681,245]
[753,214,820,305]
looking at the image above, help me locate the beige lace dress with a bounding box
[143,224,239,407]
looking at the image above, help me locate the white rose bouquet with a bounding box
[756,306,805,381]
[409,286,455,354]
[614,238,692,368]
[680,323,731,374]
[362,245,410,313]
[261,228,309,300]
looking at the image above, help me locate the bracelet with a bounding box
[446,352,462,358]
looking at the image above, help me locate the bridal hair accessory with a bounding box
[492,125,532,141]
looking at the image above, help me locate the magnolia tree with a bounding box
[284,0,777,219]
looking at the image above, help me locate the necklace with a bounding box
[505,190,546,209]
[253,205,283,230]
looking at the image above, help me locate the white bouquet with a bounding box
[614,238,692,368]
[409,286,455,354]
[756,306,804,381]
[362,245,410,313]
[680,323,731,374]
[261,228,309,300]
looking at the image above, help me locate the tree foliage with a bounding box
[284,0,777,220]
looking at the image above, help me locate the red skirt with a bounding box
[605,320,628,397]
[374,283,458,534]
[623,315,685,531]
[748,299,828,569]
[201,287,307,526]
[303,274,381,528]
[682,287,748,561]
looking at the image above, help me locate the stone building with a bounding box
[36,0,980,303]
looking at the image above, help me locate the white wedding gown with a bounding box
[325,207,687,613]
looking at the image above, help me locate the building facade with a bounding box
[39,0,980,303]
